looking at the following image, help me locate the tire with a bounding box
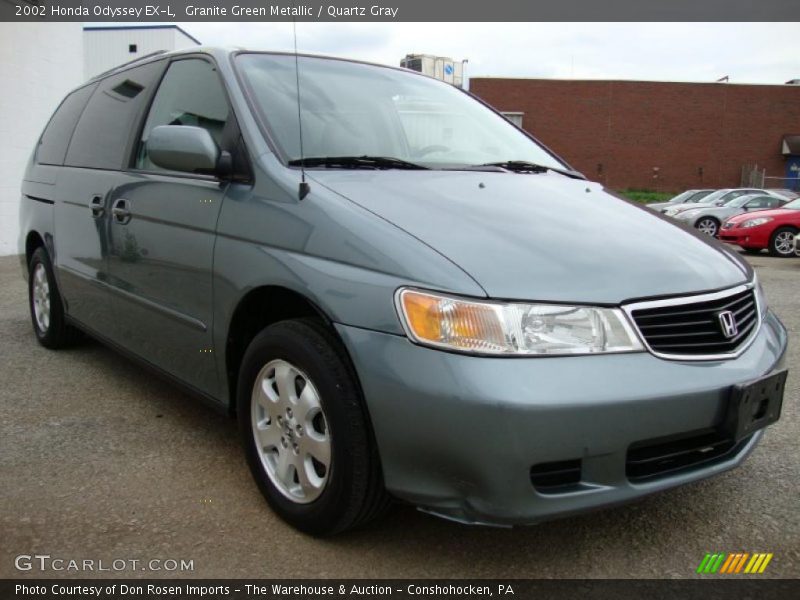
[237,318,389,535]
[768,227,797,258]
[694,217,720,237]
[28,247,79,349]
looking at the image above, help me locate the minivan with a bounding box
[19,48,788,535]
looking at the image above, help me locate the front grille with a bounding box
[626,429,751,482]
[630,288,757,357]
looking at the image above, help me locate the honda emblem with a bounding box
[717,310,738,339]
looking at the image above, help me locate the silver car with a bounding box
[663,188,783,218]
[673,194,788,237]
[647,189,713,212]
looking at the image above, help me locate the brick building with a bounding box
[469,78,800,193]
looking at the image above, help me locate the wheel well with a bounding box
[225,286,330,413]
[25,231,45,266]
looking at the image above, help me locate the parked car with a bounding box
[795,234,800,257]
[663,188,781,217]
[647,189,713,212]
[673,194,788,237]
[767,188,799,200]
[19,48,788,535]
[720,198,800,256]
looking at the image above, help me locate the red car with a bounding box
[719,197,800,257]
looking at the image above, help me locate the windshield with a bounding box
[236,54,566,170]
[687,190,712,202]
[783,198,800,210]
[699,190,729,204]
[669,191,693,203]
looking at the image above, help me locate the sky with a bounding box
[166,22,799,85]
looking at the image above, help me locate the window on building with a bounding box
[129,44,137,53]
[136,58,230,171]
[501,112,524,128]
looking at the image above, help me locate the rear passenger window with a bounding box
[36,84,97,166]
[65,61,164,170]
[136,59,230,171]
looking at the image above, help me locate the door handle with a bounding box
[111,198,132,224]
[89,195,104,218]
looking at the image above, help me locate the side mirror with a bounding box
[147,125,220,174]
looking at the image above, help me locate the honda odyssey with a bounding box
[19,48,788,535]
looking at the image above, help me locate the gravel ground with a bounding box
[1,253,798,579]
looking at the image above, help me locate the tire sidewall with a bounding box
[237,321,369,534]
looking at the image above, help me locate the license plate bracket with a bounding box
[723,370,787,441]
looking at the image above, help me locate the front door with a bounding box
[106,58,233,398]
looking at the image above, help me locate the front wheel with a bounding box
[237,319,389,535]
[695,217,720,237]
[768,227,796,257]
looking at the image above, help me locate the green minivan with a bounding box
[19,48,788,535]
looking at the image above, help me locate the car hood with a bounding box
[727,207,800,224]
[310,170,751,304]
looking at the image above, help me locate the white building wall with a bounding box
[84,27,199,80]
[0,23,83,256]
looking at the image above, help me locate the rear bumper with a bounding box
[336,311,788,526]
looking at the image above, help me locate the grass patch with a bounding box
[617,189,674,204]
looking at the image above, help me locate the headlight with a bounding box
[740,217,772,229]
[395,288,644,356]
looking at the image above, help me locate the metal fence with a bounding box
[741,165,800,191]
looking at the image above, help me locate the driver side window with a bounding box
[136,58,230,171]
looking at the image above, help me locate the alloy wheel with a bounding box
[697,219,718,236]
[250,359,331,504]
[774,231,795,255]
[32,263,51,333]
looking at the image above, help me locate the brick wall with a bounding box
[469,78,800,193]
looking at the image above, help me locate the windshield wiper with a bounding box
[288,156,429,170]
[477,160,585,180]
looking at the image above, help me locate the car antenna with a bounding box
[293,18,311,201]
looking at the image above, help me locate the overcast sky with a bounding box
[168,22,798,85]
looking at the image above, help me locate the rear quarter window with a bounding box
[35,83,97,166]
[65,61,164,170]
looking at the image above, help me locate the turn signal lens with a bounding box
[396,288,644,356]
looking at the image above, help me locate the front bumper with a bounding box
[336,311,788,526]
[719,227,770,248]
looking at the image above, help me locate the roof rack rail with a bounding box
[90,50,168,81]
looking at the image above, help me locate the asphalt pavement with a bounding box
[1,253,798,579]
